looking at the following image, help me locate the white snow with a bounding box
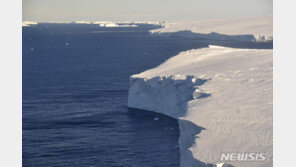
[151,16,273,42]
[74,21,92,24]
[99,23,119,27]
[128,45,272,167]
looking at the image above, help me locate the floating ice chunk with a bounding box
[154,117,159,121]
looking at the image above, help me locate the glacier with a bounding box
[150,15,273,43]
[127,43,272,167]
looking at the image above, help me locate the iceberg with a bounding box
[99,23,119,27]
[74,21,92,24]
[94,21,138,27]
[22,21,38,27]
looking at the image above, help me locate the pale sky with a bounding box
[23,0,273,22]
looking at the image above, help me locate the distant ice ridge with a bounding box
[128,45,273,167]
[22,21,38,27]
[77,21,163,27]
[22,21,163,27]
[150,15,273,42]
[96,22,138,27]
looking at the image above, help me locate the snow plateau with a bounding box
[127,45,272,167]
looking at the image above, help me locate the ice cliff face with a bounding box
[128,75,211,167]
[128,75,209,118]
[150,31,272,43]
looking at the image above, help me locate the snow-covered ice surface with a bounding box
[151,16,273,42]
[128,45,272,167]
[128,16,273,167]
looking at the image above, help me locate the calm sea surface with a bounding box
[22,23,209,167]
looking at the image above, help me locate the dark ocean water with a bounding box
[22,23,272,167]
[22,23,210,167]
